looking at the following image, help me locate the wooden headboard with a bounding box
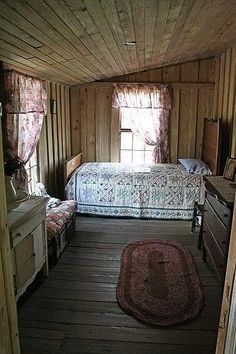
[202,118,222,175]
[63,152,82,185]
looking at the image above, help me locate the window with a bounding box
[120,109,153,163]
[25,147,39,194]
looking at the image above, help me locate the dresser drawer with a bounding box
[204,199,229,255]
[206,192,231,229]
[203,223,225,282]
[11,208,46,247]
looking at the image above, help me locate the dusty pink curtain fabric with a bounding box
[4,70,46,189]
[112,84,171,163]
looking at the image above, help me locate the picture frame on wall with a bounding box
[223,157,236,181]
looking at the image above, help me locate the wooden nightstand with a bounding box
[202,176,235,283]
[8,196,49,300]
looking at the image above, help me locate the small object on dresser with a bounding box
[223,157,236,181]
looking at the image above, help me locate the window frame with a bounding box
[25,145,40,194]
[119,109,153,164]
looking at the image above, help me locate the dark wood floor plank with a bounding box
[65,324,217,346]
[19,337,62,354]
[18,216,222,354]
[60,338,215,354]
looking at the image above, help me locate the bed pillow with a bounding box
[178,159,212,175]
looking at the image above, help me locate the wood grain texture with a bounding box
[1,0,236,84]
[18,216,222,354]
[39,81,72,198]
[0,65,20,353]
[213,45,236,170]
[216,194,236,353]
[71,58,216,163]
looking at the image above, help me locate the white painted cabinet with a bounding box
[8,196,48,300]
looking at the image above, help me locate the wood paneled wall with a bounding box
[70,58,215,164]
[39,81,71,198]
[213,46,236,167]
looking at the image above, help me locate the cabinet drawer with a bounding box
[206,192,231,229]
[11,208,46,247]
[203,223,225,282]
[204,199,229,255]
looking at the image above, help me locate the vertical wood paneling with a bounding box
[213,45,236,171]
[0,102,20,354]
[71,58,216,164]
[213,57,220,117]
[95,86,112,162]
[180,61,199,82]
[45,82,54,193]
[170,88,180,163]
[65,86,71,158]
[189,89,198,156]
[111,107,120,162]
[218,53,226,118]
[148,68,162,82]
[199,58,215,83]
[70,86,81,156]
[38,118,48,185]
[178,89,191,157]
[163,65,180,82]
[196,90,209,159]
[61,86,66,161]
[80,88,88,161]
[39,81,72,198]
[86,88,96,161]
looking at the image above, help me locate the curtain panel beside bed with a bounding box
[112,83,171,163]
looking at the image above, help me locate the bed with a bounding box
[65,118,221,220]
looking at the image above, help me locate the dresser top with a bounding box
[204,176,236,206]
[8,196,48,231]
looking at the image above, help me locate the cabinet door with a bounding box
[33,223,45,268]
[15,233,35,289]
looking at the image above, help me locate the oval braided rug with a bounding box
[116,240,204,326]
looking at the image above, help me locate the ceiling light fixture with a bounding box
[125,41,136,46]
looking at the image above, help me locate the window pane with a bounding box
[25,148,38,193]
[145,143,153,151]
[133,135,144,150]
[120,150,132,163]
[144,150,153,163]
[120,110,131,129]
[121,132,132,149]
[133,150,145,163]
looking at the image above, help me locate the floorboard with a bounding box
[18,216,222,354]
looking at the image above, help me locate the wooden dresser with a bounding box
[8,196,48,300]
[202,176,235,283]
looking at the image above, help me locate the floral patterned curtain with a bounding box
[112,84,171,163]
[4,69,46,189]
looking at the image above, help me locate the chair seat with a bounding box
[46,200,77,240]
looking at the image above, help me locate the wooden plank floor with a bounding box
[18,216,222,354]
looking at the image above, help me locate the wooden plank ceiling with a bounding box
[0,0,236,86]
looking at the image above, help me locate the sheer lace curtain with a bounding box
[112,83,171,163]
[4,69,46,190]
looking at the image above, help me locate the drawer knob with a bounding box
[224,214,228,218]
[222,241,226,245]
[15,233,21,238]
